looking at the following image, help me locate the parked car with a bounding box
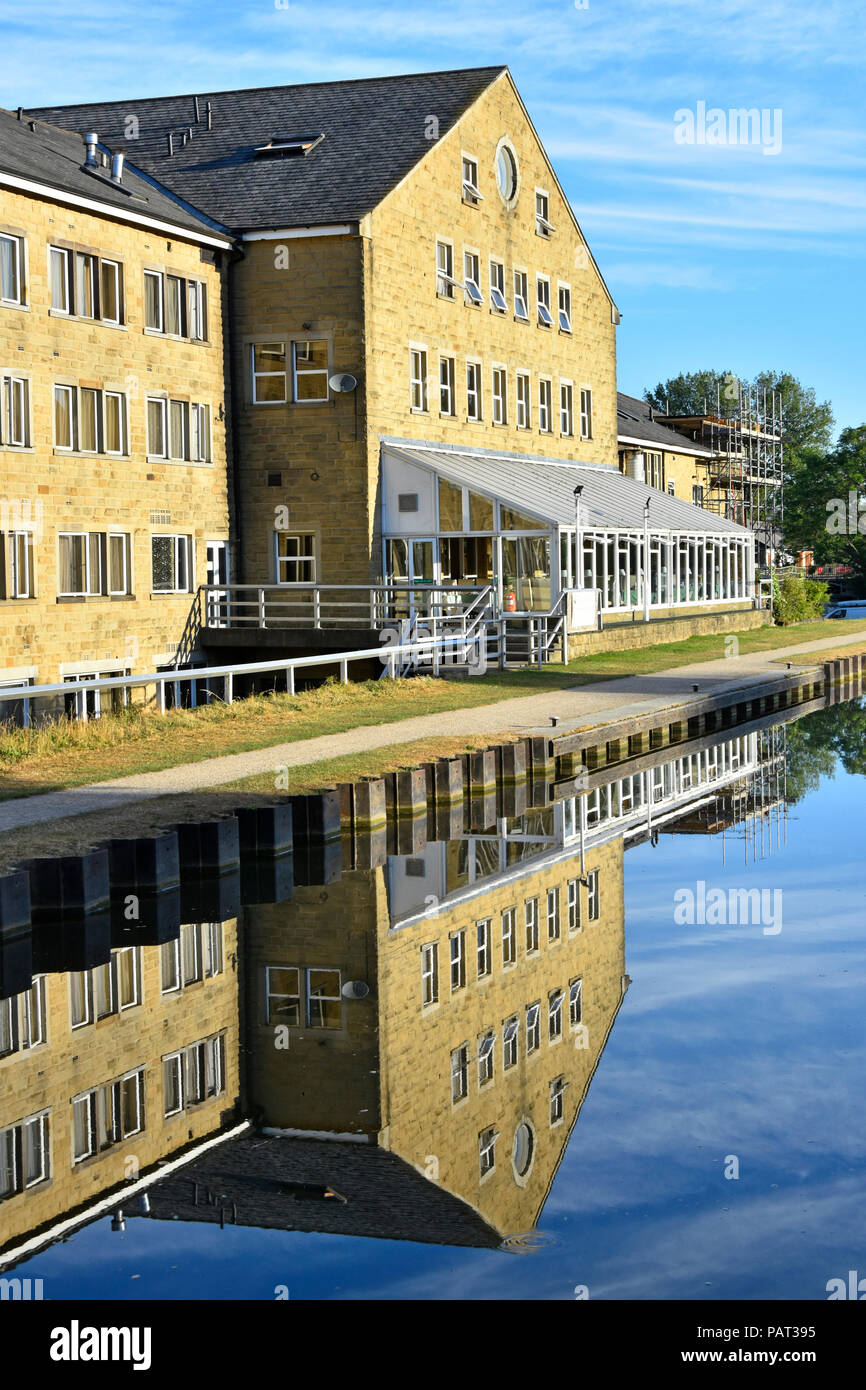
[825,600,866,619]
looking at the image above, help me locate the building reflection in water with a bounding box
[0,725,788,1261]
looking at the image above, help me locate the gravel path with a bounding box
[0,629,861,834]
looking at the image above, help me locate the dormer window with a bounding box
[536,189,554,235]
[254,133,325,158]
[462,155,482,205]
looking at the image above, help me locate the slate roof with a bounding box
[617,392,715,457]
[27,67,507,233]
[0,105,231,241]
[135,1132,502,1248]
[382,438,751,535]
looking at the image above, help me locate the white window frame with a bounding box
[251,342,288,404]
[547,887,561,942]
[478,1030,495,1086]
[537,275,553,327]
[57,531,102,597]
[410,347,428,412]
[187,279,207,341]
[450,930,465,992]
[492,365,507,425]
[0,232,25,307]
[143,269,164,331]
[550,1076,567,1126]
[587,868,600,920]
[548,988,564,1042]
[569,977,583,1028]
[436,240,456,298]
[103,390,127,456]
[421,942,438,1007]
[275,531,316,585]
[463,249,483,306]
[151,533,193,594]
[107,532,132,596]
[558,282,572,333]
[439,355,455,416]
[489,258,507,313]
[146,395,168,458]
[466,359,482,420]
[476,918,491,979]
[535,188,555,236]
[8,529,33,599]
[451,1043,469,1102]
[580,387,593,440]
[568,877,582,932]
[100,259,122,326]
[539,377,552,433]
[525,897,539,954]
[526,1002,541,1053]
[53,384,76,450]
[461,153,482,205]
[292,339,329,403]
[560,380,574,436]
[516,371,530,429]
[503,1015,519,1069]
[479,1125,498,1176]
[501,907,516,967]
[190,403,211,462]
[513,269,529,321]
[2,374,29,448]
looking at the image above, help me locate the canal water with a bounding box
[2,694,864,1301]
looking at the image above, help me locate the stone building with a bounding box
[0,107,234,697]
[29,67,758,669]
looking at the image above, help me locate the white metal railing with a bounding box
[201,583,491,631]
[0,629,492,727]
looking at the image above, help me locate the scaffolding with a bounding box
[660,382,784,563]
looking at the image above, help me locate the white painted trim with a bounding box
[242,224,354,241]
[0,1121,251,1271]
[618,432,715,460]
[0,171,233,249]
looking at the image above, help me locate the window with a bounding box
[450,930,465,992]
[58,532,102,596]
[525,897,539,954]
[668,480,676,496]
[569,977,583,1028]
[0,978,46,1058]
[1,375,29,448]
[436,240,455,298]
[646,450,663,489]
[692,484,705,507]
[547,887,560,942]
[0,1112,49,1200]
[526,1002,541,1053]
[265,966,301,1023]
[276,532,315,584]
[146,396,167,456]
[72,1069,144,1162]
[421,943,438,1006]
[495,141,518,202]
[100,260,121,325]
[190,403,211,462]
[513,270,529,321]
[539,378,552,433]
[558,284,572,332]
[0,232,25,306]
[568,877,581,932]
[75,251,97,319]
[548,988,563,1041]
[550,1075,566,1125]
[144,269,205,339]
[476,919,491,978]
[161,922,222,994]
[70,949,141,1028]
[410,348,428,411]
[536,189,554,236]
[49,246,124,323]
[53,385,75,450]
[151,534,193,593]
[293,340,329,401]
[463,250,483,305]
[55,386,127,455]
[503,1015,519,1069]
[1,529,34,599]
[439,356,455,416]
[501,908,516,966]
[478,1030,495,1086]
[579,388,593,439]
[479,1125,498,1177]
[462,155,482,205]
[489,260,507,313]
[466,360,482,420]
[537,276,553,327]
[587,868,600,920]
[560,381,574,436]
[451,1043,469,1102]
[492,366,507,425]
[251,342,287,402]
[516,372,530,429]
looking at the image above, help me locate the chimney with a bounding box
[206,102,213,131]
[194,96,201,122]
[110,152,125,184]
[84,132,99,168]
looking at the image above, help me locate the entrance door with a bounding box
[206,541,229,626]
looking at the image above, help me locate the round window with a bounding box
[512,1122,534,1178]
[495,141,518,204]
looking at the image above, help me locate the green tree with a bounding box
[644,370,834,472]
[784,425,866,563]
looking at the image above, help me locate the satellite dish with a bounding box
[341,980,370,999]
[329,373,358,393]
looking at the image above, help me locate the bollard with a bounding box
[352,778,388,829]
[499,741,527,784]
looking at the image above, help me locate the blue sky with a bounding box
[5,0,864,434]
